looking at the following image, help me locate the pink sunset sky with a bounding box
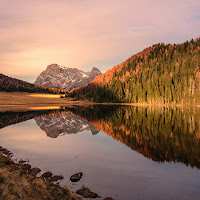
[0,0,200,83]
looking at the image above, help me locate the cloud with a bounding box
[0,0,200,82]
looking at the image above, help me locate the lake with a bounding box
[0,105,200,200]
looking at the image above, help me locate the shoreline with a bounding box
[0,146,81,200]
[0,145,113,200]
[0,92,199,115]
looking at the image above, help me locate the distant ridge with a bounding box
[0,73,67,94]
[34,64,101,90]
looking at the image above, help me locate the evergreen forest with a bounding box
[70,37,200,105]
[0,73,67,94]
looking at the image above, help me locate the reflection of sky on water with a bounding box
[0,115,200,200]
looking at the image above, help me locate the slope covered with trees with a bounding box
[70,37,200,104]
[0,73,67,94]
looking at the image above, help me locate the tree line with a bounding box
[0,73,67,94]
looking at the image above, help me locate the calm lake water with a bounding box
[0,105,200,200]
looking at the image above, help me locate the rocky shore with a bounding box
[0,145,113,200]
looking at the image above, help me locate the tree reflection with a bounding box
[1,106,200,169]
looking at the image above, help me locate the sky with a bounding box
[0,0,200,83]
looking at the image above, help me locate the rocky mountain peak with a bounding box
[91,67,101,74]
[43,64,63,75]
[34,64,101,91]
[90,67,101,77]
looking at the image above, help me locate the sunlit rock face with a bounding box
[35,113,100,138]
[34,64,101,90]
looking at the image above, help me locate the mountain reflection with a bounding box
[35,113,99,138]
[1,106,200,169]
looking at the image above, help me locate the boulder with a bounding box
[50,175,64,182]
[30,167,41,176]
[22,164,31,171]
[76,187,100,198]
[41,172,53,179]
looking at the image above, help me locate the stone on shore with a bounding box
[22,164,31,171]
[76,186,100,198]
[41,171,53,179]
[30,167,41,176]
[50,175,64,182]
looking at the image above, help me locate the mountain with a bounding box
[34,64,101,90]
[70,37,200,105]
[0,73,67,94]
[35,112,99,138]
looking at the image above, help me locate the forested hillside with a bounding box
[70,37,200,104]
[0,73,67,94]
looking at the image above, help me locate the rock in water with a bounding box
[70,172,83,182]
[76,187,100,198]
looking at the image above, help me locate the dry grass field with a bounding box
[0,92,92,106]
[0,92,191,110]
